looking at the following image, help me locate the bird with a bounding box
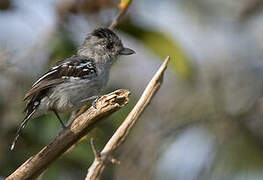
[11,28,135,150]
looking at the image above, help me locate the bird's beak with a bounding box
[119,47,136,55]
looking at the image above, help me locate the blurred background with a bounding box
[0,0,263,179]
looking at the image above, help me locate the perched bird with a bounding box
[11,28,135,150]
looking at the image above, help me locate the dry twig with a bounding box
[109,0,133,30]
[6,89,130,180]
[85,56,170,180]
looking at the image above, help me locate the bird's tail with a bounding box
[10,108,36,151]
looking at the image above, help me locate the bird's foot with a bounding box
[92,96,102,109]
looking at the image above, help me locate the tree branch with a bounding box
[86,56,170,180]
[108,0,133,30]
[6,89,130,180]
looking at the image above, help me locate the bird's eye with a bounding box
[106,42,114,49]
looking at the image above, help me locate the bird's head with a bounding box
[77,28,135,64]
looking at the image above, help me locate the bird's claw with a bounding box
[92,96,102,109]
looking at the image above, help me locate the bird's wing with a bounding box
[24,55,97,101]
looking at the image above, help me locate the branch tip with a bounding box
[90,138,101,161]
[85,56,170,180]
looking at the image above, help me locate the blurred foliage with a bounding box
[49,29,77,64]
[57,0,115,16]
[119,22,195,81]
[0,0,11,10]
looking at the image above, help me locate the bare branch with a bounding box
[90,138,101,161]
[6,89,130,180]
[86,56,170,180]
[109,0,133,30]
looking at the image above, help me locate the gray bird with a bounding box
[11,28,135,150]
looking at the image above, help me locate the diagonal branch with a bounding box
[109,0,133,30]
[6,89,130,180]
[86,56,170,180]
